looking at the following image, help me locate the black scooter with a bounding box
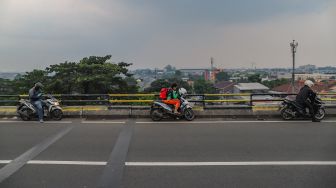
[280,95,325,121]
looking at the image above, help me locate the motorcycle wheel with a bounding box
[150,108,163,121]
[314,108,325,121]
[51,109,63,120]
[18,106,32,121]
[280,107,294,120]
[184,108,195,121]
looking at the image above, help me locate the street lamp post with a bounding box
[290,40,298,93]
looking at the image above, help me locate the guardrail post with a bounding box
[202,94,206,109]
[250,94,253,106]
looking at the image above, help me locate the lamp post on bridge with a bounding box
[290,40,298,93]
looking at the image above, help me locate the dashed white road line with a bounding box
[0,121,73,124]
[0,160,11,164]
[125,161,336,166]
[135,120,336,124]
[28,160,107,165]
[81,121,126,124]
[0,160,106,165]
[2,160,336,166]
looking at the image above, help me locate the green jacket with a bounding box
[167,89,179,100]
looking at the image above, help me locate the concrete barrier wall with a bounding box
[1,105,336,118]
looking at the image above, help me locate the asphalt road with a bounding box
[0,118,336,188]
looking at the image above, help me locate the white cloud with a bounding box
[0,0,145,39]
[130,2,336,69]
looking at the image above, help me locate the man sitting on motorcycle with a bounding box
[295,80,318,122]
[163,83,181,115]
[29,82,44,123]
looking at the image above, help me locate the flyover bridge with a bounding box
[0,118,336,188]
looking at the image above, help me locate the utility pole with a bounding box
[210,57,215,81]
[290,40,298,93]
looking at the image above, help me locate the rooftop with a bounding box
[235,83,269,91]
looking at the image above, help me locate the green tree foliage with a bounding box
[247,74,261,83]
[0,78,15,94]
[193,79,217,94]
[174,70,182,78]
[216,72,230,82]
[144,78,191,93]
[3,55,138,94]
[13,70,49,94]
[164,65,176,72]
[262,78,290,89]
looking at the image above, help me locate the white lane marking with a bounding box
[0,121,72,124]
[45,121,72,124]
[0,160,11,164]
[2,160,336,166]
[0,121,23,123]
[135,120,336,124]
[81,121,126,124]
[125,161,336,166]
[27,160,106,165]
[82,121,126,124]
[0,160,106,165]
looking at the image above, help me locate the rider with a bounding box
[295,80,318,122]
[163,83,181,114]
[29,82,44,123]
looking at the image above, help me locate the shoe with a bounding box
[174,112,181,116]
[39,120,44,123]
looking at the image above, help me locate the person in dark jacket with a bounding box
[29,82,44,123]
[295,80,318,122]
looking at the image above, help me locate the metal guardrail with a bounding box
[0,93,335,108]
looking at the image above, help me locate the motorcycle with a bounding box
[17,95,63,121]
[280,94,325,121]
[150,88,195,121]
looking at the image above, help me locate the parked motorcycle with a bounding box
[280,95,325,121]
[150,88,195,121]
[17,95,63,121]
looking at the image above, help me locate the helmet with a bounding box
[178,88,187,95]
[34,82,44,90]
[304,80,314,88]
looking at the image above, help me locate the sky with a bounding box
[0,0,335,72]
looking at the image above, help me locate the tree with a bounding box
[5,55,137,94]
[13,70,49,94]
[193,79,217,94]
[216,72,230,82]
[144,79,170,93]
[262,78,290,89]
[144,78,191,93]
[164,65,175,72]
[46,61,79,93]
[0,78,14,94]
[248,74,261,83]
[174,70,182,78]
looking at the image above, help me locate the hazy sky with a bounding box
[0,0,335,71]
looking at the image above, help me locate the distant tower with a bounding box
[211,57,214,71]
[210,57,215,81]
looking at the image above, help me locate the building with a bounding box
[295,73,336,81]
[179,68,222,81]
[271,80,336,93]
[233,83,269,94]
[214,81,236,93]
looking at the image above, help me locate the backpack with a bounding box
[159,88,170,100]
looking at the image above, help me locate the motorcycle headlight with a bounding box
[53,102,60,106]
